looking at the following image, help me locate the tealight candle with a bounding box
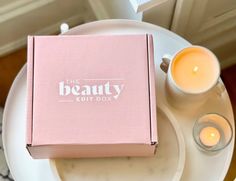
[171,47,219,93]
[199,126,220,147]
[193,113,232,152]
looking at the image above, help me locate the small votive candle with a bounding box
[199,126,220,147]
[193,113,233,153]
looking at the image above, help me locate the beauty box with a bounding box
[26,34,157,159]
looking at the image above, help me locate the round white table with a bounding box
[3,20,235,181]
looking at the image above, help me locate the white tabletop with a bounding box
[3,20,235,181]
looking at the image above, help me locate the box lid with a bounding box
[27,34,157,147]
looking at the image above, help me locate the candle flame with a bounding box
[210,133,215,137]
[193,66,199,73]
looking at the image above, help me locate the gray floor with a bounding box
[0,108,13,181]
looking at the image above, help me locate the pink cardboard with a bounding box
[26,34,158,159]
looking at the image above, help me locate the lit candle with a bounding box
[171,47,219,93]
[199,126,220,147]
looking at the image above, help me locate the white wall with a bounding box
[0,0,95,57]
[89,0,142,20]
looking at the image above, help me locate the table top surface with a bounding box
[2,19,235,181]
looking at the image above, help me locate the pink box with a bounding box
[26,34,157,159]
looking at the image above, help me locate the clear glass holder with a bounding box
[193,113,233,153]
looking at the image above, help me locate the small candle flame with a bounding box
[210,133,215,137]
[193,66,199,73]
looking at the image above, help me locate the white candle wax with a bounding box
[199,126,220,147]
